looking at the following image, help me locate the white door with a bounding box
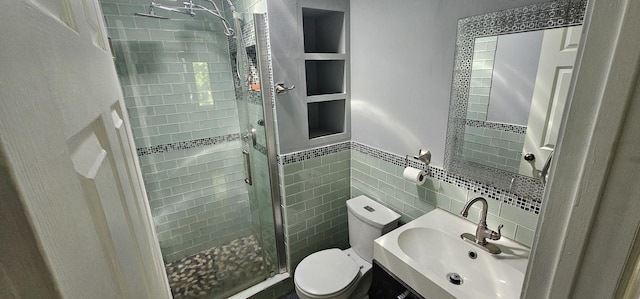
[519,26,583,177]
[0,0,170,298]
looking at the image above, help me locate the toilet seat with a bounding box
[294,248,360,297]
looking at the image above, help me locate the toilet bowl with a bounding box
[294,248,371,299]
[294,196,400,299]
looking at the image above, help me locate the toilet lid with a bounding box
[295,249,360,296]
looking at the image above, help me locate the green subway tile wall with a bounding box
[239,97,277,272]
[139,141,252,262]
[279,142,539,275]
[351,150,438,223]
[102,0,240,149]
[467,36,497,121]
[350,147,537,246]
[463,125,525,173]
[280,150,351,270]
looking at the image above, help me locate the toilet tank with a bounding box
[347,195,401,262]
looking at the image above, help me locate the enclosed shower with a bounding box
[100,0,283,297]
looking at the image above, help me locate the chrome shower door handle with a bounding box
[540,150,554,186]
[275,82,295,94]
[243,149,252,186]
[242,126,257,146]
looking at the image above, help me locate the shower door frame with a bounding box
[253,13,288,275]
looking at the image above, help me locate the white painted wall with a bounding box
[350,0,549,167]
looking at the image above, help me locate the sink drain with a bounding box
[446,273,463,285]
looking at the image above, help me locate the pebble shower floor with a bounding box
[165,235,269,298]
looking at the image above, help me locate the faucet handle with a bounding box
[489,224,504,240]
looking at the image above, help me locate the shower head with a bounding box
[134,4,170,20]
[137,0,235,36]
[134,12,170,19]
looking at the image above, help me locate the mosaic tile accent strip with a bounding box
[136,133,241,156]
[230,19,261,104]
[351,142,541,214]
[165,235,269,299]
[278,141,541,214]
[261,14,277,110]
[458,0,586,44]
[245,90,263,105]
[451,0,587,119]
[465,119,527,134]
[278,141,351,165]
[227,18,255,53]
[444,0,585,207]
[231,51,261,104]
[246,47,261,89]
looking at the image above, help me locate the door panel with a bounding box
[0,0,170,297]
[110,104,168,289]
[520,26,583,177]
[68,124,131,298]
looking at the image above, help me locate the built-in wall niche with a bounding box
[305,60,345,96]
[302,8,345,53]
[268,1,349,152]
[308,99,345,139]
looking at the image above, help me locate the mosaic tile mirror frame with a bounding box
[444,0,587,203]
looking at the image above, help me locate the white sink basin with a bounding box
[374,209,530,299]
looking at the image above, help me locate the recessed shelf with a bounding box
[308,99,345,139]
[303,8,345,54]
[304,53,347,60]
[307,93,346,103]
[305,60,345,96]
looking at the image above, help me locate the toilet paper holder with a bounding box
[404,149,431,168]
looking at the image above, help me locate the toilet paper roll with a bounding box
[403,167,427,186]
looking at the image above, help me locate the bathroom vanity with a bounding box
[369,261,424,299]
[371,209,530,299]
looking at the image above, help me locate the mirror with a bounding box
[462,25,582,175]
[444,0,587,202]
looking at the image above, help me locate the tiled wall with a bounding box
[350,143,537,246]
[140,141,253,261]
[279,146,351,270]
[101,0,252,262]
[279,141,539,272]
[240,98,277,271]
[467,36,497,121]
[463,36,526,173]
[463,125,524,173]
[102,3,240,147]
[228,1,279,273]
[234,0,267,14]
[351,150,437,223]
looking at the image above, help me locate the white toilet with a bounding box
[294,195,401,299]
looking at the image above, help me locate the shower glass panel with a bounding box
[229,13,280,276]
[100,0,278,297]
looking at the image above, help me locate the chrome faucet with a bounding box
[460,197,504,254]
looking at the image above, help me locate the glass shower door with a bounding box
[100,0,280,297]
[231,12,279,280]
